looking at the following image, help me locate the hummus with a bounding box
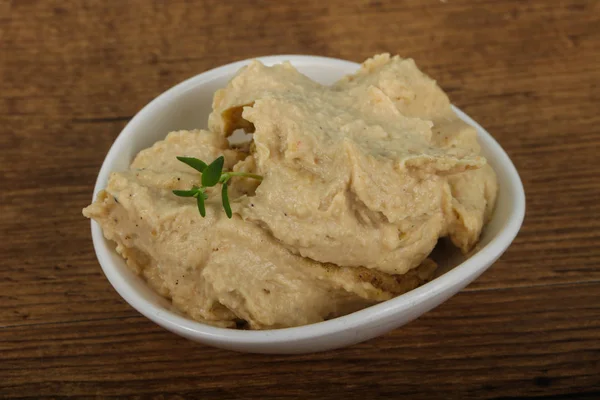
[84,54,497,329]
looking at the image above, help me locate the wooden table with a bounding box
[2,0,599,398]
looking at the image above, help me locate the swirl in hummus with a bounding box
[83,54,498,329]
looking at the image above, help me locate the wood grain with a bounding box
[1,0,599,398]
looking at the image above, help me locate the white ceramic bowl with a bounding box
[90,55,525,354]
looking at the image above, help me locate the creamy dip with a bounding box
[84,54,497,329]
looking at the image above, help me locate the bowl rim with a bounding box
[91,54,525,344]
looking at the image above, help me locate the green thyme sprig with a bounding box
[173,156,262,218]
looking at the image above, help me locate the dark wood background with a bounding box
[1,0,599,398]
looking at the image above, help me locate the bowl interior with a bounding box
[92,55,523,340]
